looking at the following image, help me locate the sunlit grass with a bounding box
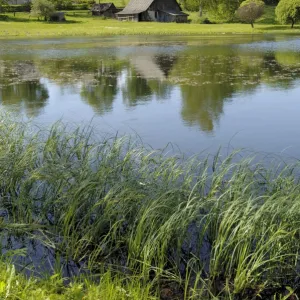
[0,11,300,39]
[1,113,300,298]
[0,262,157,299]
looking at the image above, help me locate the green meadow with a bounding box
[0,6,300,38]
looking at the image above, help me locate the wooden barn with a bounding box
[91,3,119,17]
[116,0,188,22]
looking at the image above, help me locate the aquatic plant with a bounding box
[1,113,300,298]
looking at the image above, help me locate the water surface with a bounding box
[1,35,300,156]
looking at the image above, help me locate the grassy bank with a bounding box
[1,114,300,298]
[0,261,156,299]
[0,10,300,38]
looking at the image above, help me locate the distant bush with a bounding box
[275,0,300,28]
[56,3,89,10]
[2,3,89,11]
[70,3,89,9]
[0,0,7,13]
[237,0,265,28]
[76,0,95,5]
[191,16,212,24]
[1,4,31,12]
[30,0,55,20]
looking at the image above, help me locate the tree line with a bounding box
[180,0,279,13]
[180,0,300,28]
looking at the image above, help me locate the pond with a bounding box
[1,35,300,157]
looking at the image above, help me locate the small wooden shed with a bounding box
[116,0,188,22]
[49,12,65,22]
[91,3,119,17]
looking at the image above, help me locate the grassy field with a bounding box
[0,7,300,39]
[1,113,300,299]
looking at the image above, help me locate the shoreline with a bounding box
[1,14,300,39]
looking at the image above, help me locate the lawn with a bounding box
[0,8,300,39]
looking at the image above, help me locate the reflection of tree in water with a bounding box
[2,45,300,127]
[0,61,49,117]
[0,82,49,117]
[122,68,153,107]
[170,46,300,133]
[122,53,174,107]
[171,48,243,132]
[36,57,127,115]
[263,53,300,89]
[154,54,177,78]
[80,65,119,115]
[274,52,300,67]
[35,58,102,84]
[180,85,230,132]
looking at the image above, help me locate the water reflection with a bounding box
[81,60,122,114]
[121,52,174,107]
[0,61,49,116]
[0,82,49,117]
[1,37,300,139]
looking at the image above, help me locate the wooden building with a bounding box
[116,0,188,22]
[91,3,119,17]
[49,12,65,22]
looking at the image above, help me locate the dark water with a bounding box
[1,35,300,156]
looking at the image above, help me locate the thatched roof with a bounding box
[116,0,154,14]
[91,3,116,12]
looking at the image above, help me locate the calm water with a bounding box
[1,35,300,156]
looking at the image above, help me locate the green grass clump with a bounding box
[0,262,156,299]
[1,113,300,298]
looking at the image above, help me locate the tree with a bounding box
[50,0,72,10]
[275,0,300,28]
[180,0,242,21]
[0,0,8,14]
[30,0,55,21]
[204,0,243,22]
[237,0,265,28]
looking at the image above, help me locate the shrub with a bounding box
[66,3,89,10]
[2,4,31,12]
[275,0,300,28]
[30,0,55,21]
[237,0,265,28]
[0,0,7,13]
[191,16,212,24]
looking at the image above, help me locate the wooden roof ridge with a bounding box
[116,0,155,15]
[92,3,115,12]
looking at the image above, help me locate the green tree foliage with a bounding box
[275,0,300,28]
[0,0,7,13]
[49,0,72,10]
[30,0,55,21]
[209,0,243,22]
[181,0,243,22]
[237,0,265,28]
